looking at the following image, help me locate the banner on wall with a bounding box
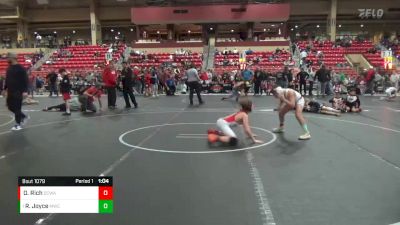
[358,9,384,19]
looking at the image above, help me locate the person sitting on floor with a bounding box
[303,98,341,117]
[329,91,346,112]
[207,98,263,146]
[345,88,362,112]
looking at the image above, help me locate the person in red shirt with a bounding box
[208,98,263,146]
[200,70,208,83]
[365,68,375,95]
[79,84,103,113]
[102,62,117,109]
[144,71,152,97]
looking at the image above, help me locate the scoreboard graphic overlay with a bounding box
[18,177,113,213]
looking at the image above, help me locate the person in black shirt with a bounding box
[253,68,262,96]
[276,66,289,88]
[345,88,362,112]
[47,70,58,97]
[59,68,72,116]
[297,67,309,95]
[120,62,138,109]
[304,98,341,116]
[314,65,331,96]
[2,53,29,130]
[285,68,294,89]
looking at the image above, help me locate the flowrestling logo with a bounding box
[358,9,384,19]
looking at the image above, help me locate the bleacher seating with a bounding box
[363,53,383,67]
[297,40,379,75]
[214,51,291,73]
[0,53,36,76]
[129,52,202,68]
[41,45,124,70]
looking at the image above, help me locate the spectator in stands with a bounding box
[2,52,29,131]
[121,62,138,109]
[47,70,59,97]
[245,48,253,55]
[186,64,204,105]
[297,67,309,95]
[300,49,308,61]
[233,48,238,54]
[102,62,118,109]
[314,65,331,96]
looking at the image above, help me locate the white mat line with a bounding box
[246,151,276,225]
[0,151,18,160]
